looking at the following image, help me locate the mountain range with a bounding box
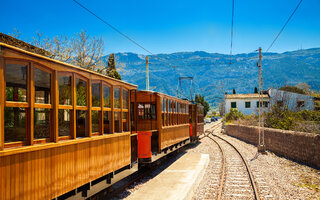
[102,48,320,108]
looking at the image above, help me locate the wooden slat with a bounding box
[34,103,52,109]
[88,79,92,137]
[120,87,123,132]
[111,86,114,134]
[28,63,34,146]
[57,105,72,110]
[5,101,29,108]
[53,71,59,143]
[71,74,76,139]
[100,81,104,135]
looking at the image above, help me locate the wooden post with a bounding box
[28,63,34,145]
[72,74,76,139]
[52,71,59,142]
[128,89,131,132]
[258,47,266,153]
[111,86,114,134]
[88,79,92,137]
[0,56,4,150]
[100,82,104,135]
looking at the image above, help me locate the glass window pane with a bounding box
[76,110,88,137]
[4,107,26,143]
[123,90,128,109]
[92,83,100,107]
[114,88,120,109]
[5,63,27,102]
[114,112,121,133]
[59,76,71,105]
[123,112,129,132]
[34,108,50,139]
[92,111,100,133]
[58,109,71,137]
[76,79,87,106]
[103,85,111,107]
[35,68,51,104]
[104,111,112,134]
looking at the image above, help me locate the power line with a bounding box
[72,0,153,55]
[266,0,303,52]
[229,0,235,64]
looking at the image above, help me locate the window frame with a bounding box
[231,101,237,109]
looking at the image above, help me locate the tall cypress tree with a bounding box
[106,53,121,80]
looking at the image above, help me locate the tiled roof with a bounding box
[225,94,269,99]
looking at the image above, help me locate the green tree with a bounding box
[105,53,122,80]
[233,88,236,94]
[195,94,210,116]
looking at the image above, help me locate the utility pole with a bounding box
[258,47,266,153]
[146,56,149,91]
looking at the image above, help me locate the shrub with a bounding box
[225,108,244,122]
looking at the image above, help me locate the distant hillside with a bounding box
[102,48,320,108]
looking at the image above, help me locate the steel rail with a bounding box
[210,133,261,200]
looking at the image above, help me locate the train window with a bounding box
[92,111,100,133]
[114,112,121,133]
[123,89,128,109]
[34,108,50,139]
[123,112,129,132]
[104,111,112,134]
[103,84,111,108]
[58,109,71,137]
[58,75,72,105]
[114,87,121,109]
[76,110,88,137]
[5,63,28,102]
[76,78,87,106]
[4,107,27,143]
[92,83,100,107]
[34,68,51,104]
[138,103,156,120]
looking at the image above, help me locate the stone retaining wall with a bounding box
[226,124,320,168]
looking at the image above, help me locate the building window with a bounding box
[138,103,156,120]
[76,78,87,106]
[114,88,121,109]
[34,68,51,104]
[92,83,100,107]
[231,102,237,108]
[297,101,305,108]
[76,110,88,137]
[92,111,100,133]
[34,108,50,139]
[5,63,28,102]
[123,89,128,109]
[103,85,111,107]
[245,102,251,108]
[114,112,121,133]
[104,111,112,134]
[58,75,72,105]
[263,101,269,107]
[58,109,71,137]
[4,107,27,143]
[123,112,129,132]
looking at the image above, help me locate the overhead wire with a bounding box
[266,0,303,52]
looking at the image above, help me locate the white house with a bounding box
[268,88,314,111]
[225,94,270,115]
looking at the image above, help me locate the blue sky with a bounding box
[1,0,319,55]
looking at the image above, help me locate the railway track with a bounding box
[203,122,260,200]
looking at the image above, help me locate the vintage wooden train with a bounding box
[0,40,204,199]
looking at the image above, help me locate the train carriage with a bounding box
[189,103,204,142]
[130,91,191,164]
[0,40,137,200]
